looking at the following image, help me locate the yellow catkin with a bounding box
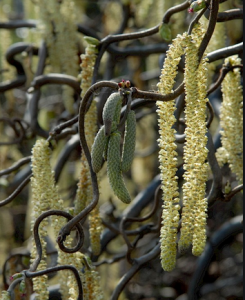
[35,0,79,113]
[31,140,84,300]
[75,41,103,255]
[0,290,10,300]
[82,256,104,300]
[75,43,98,214]
[157,33,187,271]
[219,55,243,184]
[133,0,154,27]
[59,247,84,300]
[192,57,209,256]
[52,201,81,299]
[178,32,209,256]
[30,139,52,300]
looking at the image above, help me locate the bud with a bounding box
[107,132,131,204]
[10,273,23,281]
[224,181,231,194]
[19,280,26,294]
[159,23,172,42]
[125,80,131,88]
[83,36,100,46]
[190,0,206,12]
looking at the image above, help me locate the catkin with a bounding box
[107,132,131,204]
[179,33,209,256]
[91,125,108,173]
[219,55,243,184]
[157,33,187,272]
[102,92,123,136]
[121,110,136,172]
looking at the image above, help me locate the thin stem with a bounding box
[207,42,243,63]
[0,156,31,176]
[207,64,243,96]
[198,0,220,61]
[110,243,160,300]
[31,210,84,273]
[0,174,32,207]
[224,184,243,202]
[24,265,83,300]
[162,1,190,23]
[28,74,80,94]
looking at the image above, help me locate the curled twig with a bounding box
[31,209,84,272]
[28,74,81,95]
[198,0,220,61]
[0,118,28,146]
[163,1,190,24]
[110,242,160,300]
[120,185,161,264]
[0,156,31,177]
[188,215,243,300]
[0,174,32,207]
[207,64,243,96]
[204,8,243,22]
[207,42,243,63]
[24,265,83,300]
[0,42,38,92]
[223,184,243,202]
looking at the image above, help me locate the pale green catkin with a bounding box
[121,110,136,172]
[107,132,131,204]
[102,92,123,135]
[111,98,123,133]
[91,125,108,173]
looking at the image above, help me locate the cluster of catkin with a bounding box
[157,23,209,272]
[91,90,136,204]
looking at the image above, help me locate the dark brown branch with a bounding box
[0,174,32,207]
[48,116,79,141]
[28,74,81,94]
[204,8,243,22]
[0,118,27,146]
[31,210,84,272]
[0,42,39,92]
[0,20,37,29]
[188,215,243,300]
[207,42,243,63]
[107,43,169,57]
[162,1,190,23]
[0,156,31,177]
[120,186,161,264]
[223,184,243,202]
[207,64,243,96]
[198,0,220,61]
[110,243,160,300]
[25,265,83,299]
